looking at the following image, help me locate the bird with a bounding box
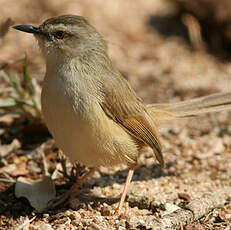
[13,14,231,213]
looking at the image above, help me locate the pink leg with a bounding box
[116,168,134,214]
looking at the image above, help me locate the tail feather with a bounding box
[147,92,231,127]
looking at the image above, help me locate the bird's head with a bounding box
[13,15,107,61]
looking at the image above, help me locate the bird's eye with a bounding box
[54,30,65,39]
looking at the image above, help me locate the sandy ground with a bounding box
[1,1,231,229]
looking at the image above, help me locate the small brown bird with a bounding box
[13,15,231,213]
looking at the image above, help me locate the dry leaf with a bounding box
[0,139,21,157]
[0,113,20,125]
[0,164,16,174]
[11,162,29,176]
[15,176,56,212]
[161,203,181,217]
[51,162,64,180]
[14,216,36,230]
[0,162,28,176]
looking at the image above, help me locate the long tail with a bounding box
[147,92,231,127]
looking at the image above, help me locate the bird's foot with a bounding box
[48,168,95,209]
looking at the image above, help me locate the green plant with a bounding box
[0,59,41,119]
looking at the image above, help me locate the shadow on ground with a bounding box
[0,161,177,217]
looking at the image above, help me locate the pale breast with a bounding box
[41,72,139,167]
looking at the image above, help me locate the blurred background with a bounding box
[1,0,231,228]
[2,0,231,106]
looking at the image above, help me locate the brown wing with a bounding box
[100,74,164,167]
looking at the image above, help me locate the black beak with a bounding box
[13,25,45,36]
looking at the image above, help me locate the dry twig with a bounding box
[127,188,230,229]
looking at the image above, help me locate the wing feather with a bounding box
[100,74,164,167]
